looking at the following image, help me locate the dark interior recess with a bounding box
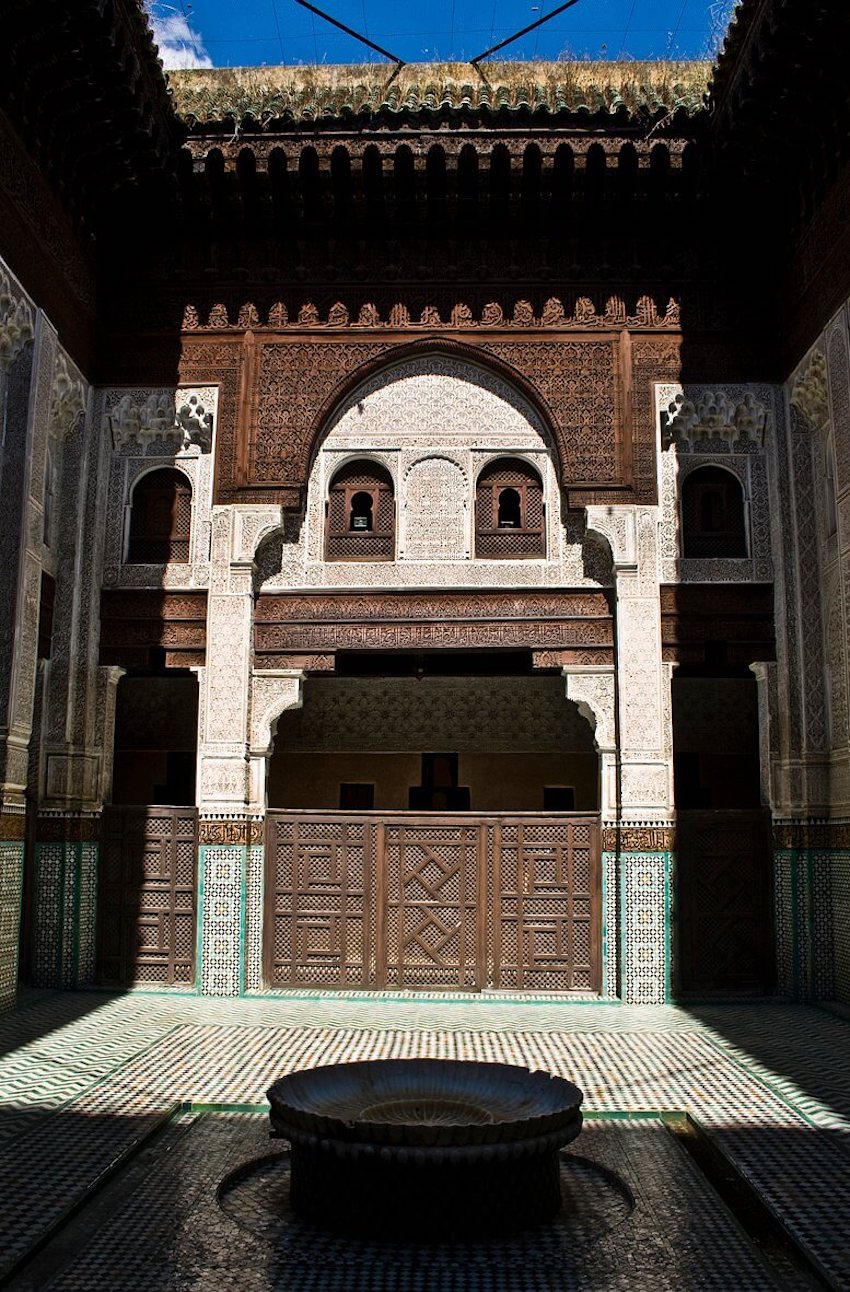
[335,650,537,677]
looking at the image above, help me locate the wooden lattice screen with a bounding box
[326,461,394,561]
[127,468,193,564]
[264,812,600,992]
[475,458,545,559]
[98,806,197,986]
[681,466,747,559]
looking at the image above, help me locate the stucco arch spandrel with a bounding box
[307,340,563,480]
[249,670,304,753]
[563,668,616,752]
[585,505,637,569]
[231,506,285,564]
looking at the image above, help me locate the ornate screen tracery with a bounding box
[325,460,395,561]
[475,458,545,559]
[127,468,193,564]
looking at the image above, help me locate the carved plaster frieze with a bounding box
[49,353,87,440]
[103,386,217,453]
[0,268,34,371]
[660,386,769,450]
[790,351,829,431]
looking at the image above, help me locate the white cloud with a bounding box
[146,4,213,70]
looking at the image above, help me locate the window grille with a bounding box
[681,466,747,559]
[475,458,545,559]
[326,461,394,561]
[127,469,192,564]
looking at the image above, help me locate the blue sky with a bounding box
[146,1,736,69]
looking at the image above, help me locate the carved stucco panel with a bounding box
[249,670,304,753]
[826,577,849,752]
[231,507,282,566]
[585,506,636,569]
[98,386,218,591]
[656,383,777,584]
[204,593,253,748]
[619,762,670,812]
[826,316,850,494]
[401,456,469,561]
[562,669,616,752]
[616,593,663,756]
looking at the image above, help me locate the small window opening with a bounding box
[682,466,747,559]
[349,491,374,532]
[475,458,545,559]
[543,786,575,811]
[127,468,192,565]
[340,782,375,810]
[497,487,522,529]
[326,461,394,561]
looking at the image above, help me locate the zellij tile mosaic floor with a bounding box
[0,991,849,1289]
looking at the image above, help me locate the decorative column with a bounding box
[245,669,304,993]
[587,504,674,1004]
[197,505,281,995]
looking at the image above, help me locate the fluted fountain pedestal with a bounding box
[268,1058,583,1237]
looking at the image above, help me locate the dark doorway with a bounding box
[111,673,198,806]
[98,672,199,986]
[672,671,774,995]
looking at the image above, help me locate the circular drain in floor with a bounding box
[217,1148,634,1272]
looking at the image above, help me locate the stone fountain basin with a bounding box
[268,1058,582,1147]
[267,1059,583,1235]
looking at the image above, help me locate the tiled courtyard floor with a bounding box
[1,991,849,1289]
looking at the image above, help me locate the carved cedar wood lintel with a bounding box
[254,589,614,667]
[178,331,681,510]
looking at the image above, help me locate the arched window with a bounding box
[127,469,192,564]
[681,466,747,558]
[326,461,394,560]
[475,458,545,558]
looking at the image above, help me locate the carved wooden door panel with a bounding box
[98,806,197,986]
[492,817,600,991]
[379,820,482,990]
[676,810,774,993]
[264,814,377,988]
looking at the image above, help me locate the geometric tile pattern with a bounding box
[2,994,850,1283]
[31,843,100,991]
[832,851,850,1006]
[601,850,618,998]
[773,850,795,997]
[621,852,670,1005]
[244,843,264,994]
[18,1115,801,1290]
[32,843,64,988]
[773,847,850,1003]
[0,841,24,1010]
[76,844,98,986]
[200,844,244,996]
